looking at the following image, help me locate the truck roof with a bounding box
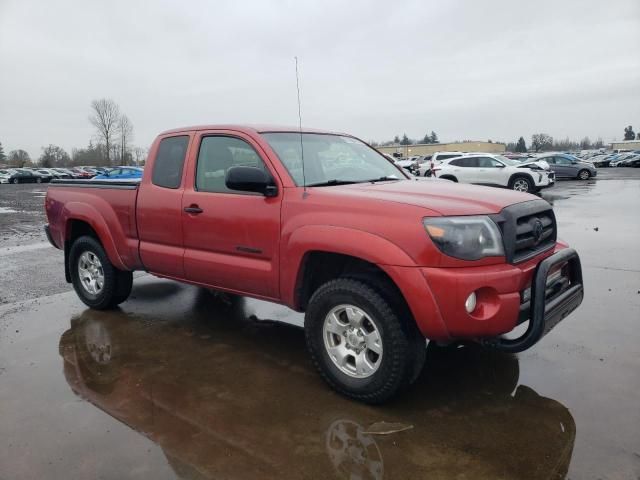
[158,124,348,136]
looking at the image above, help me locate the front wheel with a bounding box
[36,177,42,183]
[305,278,425,404]
[509,176,533,192]
[12,178,19,184]
[577,169,591,180]
[69,236,133,310]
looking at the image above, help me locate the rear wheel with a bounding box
[577,169,591,180]
[305,278,425,404]
[12,178,19,184]
[509,176,533,192]
[36,177,42,183]
[69,236,133,310]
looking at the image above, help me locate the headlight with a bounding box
[423,216,505,260]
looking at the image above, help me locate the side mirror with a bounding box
[495,163,505,168]
[225,166,277,197]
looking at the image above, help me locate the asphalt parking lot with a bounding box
[1,169,639,479]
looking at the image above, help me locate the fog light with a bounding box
[465,292,477,313]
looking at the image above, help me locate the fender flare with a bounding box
[63,202,128,271]
[281,225,416,308]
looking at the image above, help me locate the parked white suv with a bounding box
[434,154,554,193]
[417,151,465,177]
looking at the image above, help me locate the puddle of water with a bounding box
[0,282,580,480]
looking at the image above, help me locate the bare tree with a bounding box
[39,145,70,167]
[89,99,120,165]
[133,146,148,166]
[118,114,133,166]
[7,149,31,167]
[531,133,553,152]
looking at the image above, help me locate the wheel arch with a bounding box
[508,172,535,187]
[63,205,128,276]
[293,251,412,314]
[282,226,417,311]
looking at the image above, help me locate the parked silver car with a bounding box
[536,154,597,180]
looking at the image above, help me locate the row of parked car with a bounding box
[386,151,604,193]
[0,166,144,184]
[569,150,640,168]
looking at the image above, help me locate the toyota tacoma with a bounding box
[45,125,584,403]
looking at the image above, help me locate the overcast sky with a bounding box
[1,0,639,159]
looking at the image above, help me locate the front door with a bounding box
[474,156,509,186]
[553,156,573,178]
[181,132,281,300]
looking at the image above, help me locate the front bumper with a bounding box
[535,172,554,188]
[389,246,582,350]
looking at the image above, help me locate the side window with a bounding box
[477,157,501,168]
[152,136,189,189]
[449,159,464,167]
[555,156,570,165]
[458,157,478,167]
[545,157,555,164]
[196,136,267,194]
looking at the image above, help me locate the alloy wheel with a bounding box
[78,251,105,295]
[323,304,383,378]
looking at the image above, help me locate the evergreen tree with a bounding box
[515,137,527,152]
[430,131,439,143]
[400,134,411,145]
[0,141,6,163]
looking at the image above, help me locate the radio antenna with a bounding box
[294,56,307,193]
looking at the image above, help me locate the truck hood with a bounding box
[318,179,538,216]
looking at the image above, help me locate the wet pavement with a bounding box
[1,170,640,479]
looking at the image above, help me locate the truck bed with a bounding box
[46,179,142,271]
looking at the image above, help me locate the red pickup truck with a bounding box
[45,125,584,403]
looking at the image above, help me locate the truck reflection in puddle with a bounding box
[58,283,575,479]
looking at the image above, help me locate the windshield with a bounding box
[262,133,406,186]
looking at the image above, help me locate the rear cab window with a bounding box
[152,136,189,189]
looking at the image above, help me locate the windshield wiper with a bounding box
[306,179,361,187]
[366,176,401,183]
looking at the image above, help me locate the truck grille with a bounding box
[491,200,557,264]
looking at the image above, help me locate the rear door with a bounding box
[452,156,479,183]
[181,131,281,299]
[137,134,193,278]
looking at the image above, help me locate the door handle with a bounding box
[184,205,203,214]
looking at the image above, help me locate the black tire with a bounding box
[36,177,42,183]
[305,278,424,404]
[509,175,533,192]
[69,235,133,310]
[12,178,19,184]
[577,169,590,180]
